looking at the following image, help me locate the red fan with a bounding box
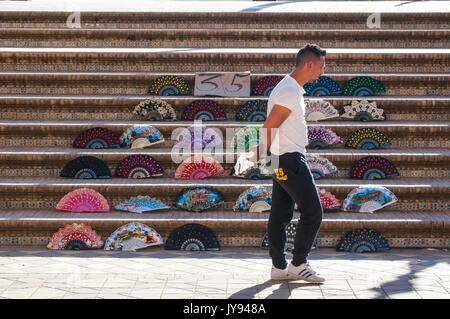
[174,155,224,179]
[318,188,341,211]
[251,76,283,96]
[47,223,104,250]
[56,188,110,213]
[181,100,226,121]
[115,155,164,178]
[350,156,399,180]
[73,127,120,149]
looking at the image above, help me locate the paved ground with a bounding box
[0,246,448,299]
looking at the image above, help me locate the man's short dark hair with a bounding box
[295,44,326,68]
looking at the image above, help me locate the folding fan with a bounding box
[345,128,391,150]
[318,188,341,211]
[341,100,386,121]
[47,223,104,250]
[306,154,338,179]
[231,125,261,151]
[260,223,319,252]
[164,224,220,251]
[176,187,224,212]
[336,228,390,253]
[174,155,224,179]
[235,99,268,122]
[303,76,343,96]
[233,186,272,213]
[115,155,164,178]
[342,186,398,213]
[181,100,227,121]
[56,188,110,213]
[305,99,339,122]
[174,124,223,150]
[115,196,171,214]
[147,75,191,96]
[104,222,163,251]
[350,156,399,180]
[60,156,112,179]
[119,125,164,149]
[133,98,177,121]
[342,76,386,96]
[307,126,342,149]
[72,127,120,149]
[251,75,283,96]
[231,152,272,180]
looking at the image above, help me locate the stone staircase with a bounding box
[0,8,448,249]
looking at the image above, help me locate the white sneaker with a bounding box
[287,262,325,283]
[270,265,289,280]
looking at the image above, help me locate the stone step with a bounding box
[0,72,447,96]
[1,96,448,122]
[1,28,448,49]
[1,48,448,74]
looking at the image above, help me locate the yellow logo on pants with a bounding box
[274,168,287,180]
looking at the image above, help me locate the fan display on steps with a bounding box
[230,125,260,151]
[104,222,163,251]
[336,228,390,253]
[306,154,338,179]
[60,156,112,179]
[235,99,268,121]
[147,75,191,96]
[119,125,164,149]
[174,124,223,150]
[72,127,120,149]
[47,223,104,250]
[342,186,398,213]
[133,98,177,121]
[174,155,224,179]
[307,126,343,149]
[340,100,386,121]
[181,100,227,121]
[303,76,343,96]
[342,76,386,96]
[251,75,283,96]
[114,196,171,214]
[56,188,110,213]
[164,224,220,251]
[233,186,272,213]
[115,154,164,178]
[231,152,272,180]
[305,99,339,122]
[175,187,224,212]
[350,156,399,180]
[345,128,391,150]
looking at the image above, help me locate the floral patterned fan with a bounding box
[342,77,386,96]
[318,188,341,211]
[148,75,191,96]
[174,155,224,179]
[174,124,223,150]
[133,98,176,121]
[345,128,391,150]
[73,127,120,149]
[306,154,338,179]
[47,223,104,250]
[164,224,220,251]
[115,155,164,178]
[303,76,342,96]
[104,222,163,251]
[56,188,110,213]
[233,186,272,213]
[181,100,227,121]
[305,99,339,122]
[176,187,224,212]
[336,228,390,253]
[231,152,272,180]
[307,126,343,149]
[235,99,268,121]
[350,156,399,180]
[60,156,111,179]
[115,196,171,214]
[342,186,398,213]
[251,75,283,96]
[119,125,164,149]
[341,100,386,121]
[231,125,260,151]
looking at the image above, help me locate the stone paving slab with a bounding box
[0,246,448,299]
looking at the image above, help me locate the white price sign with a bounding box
[194,71,251,97]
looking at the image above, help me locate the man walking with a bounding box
[247,44,326,283]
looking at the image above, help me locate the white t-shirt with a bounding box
[266,74,308,156]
